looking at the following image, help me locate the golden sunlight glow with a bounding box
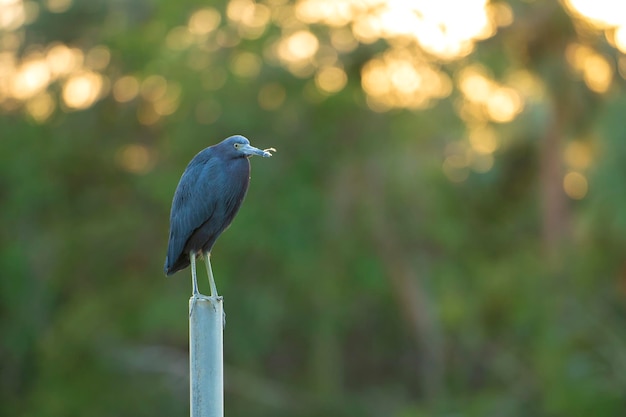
[563,171,588,200]
[10,57,50,100]
[361,49,451,111]
[295,0,354,27]
[458,66,495,103]
[296,0,499,60]
[489,2,514,27]
[113,75,140,103]
[582,54,613,93]
[277,30,319,63]
[315,65,347,93]
[188,7,221,35]
[46,44,83,77]
[227,0,270,39]
[62,71,103,110]
[0,39,110,117]
[614,26,626,54]
[267,0,509,110]
[457,65,524,123]
[485,87,522,123]
[564,0,626,28]
[330,28,358,53]
[564,1,626,72]
[0,0,26,31]
[566,43,613,93]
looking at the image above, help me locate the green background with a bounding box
[1,0,625,416]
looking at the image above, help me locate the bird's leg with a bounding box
[204,252,218,297]
[204,252,225,328]
[191,251,200,296]
[189,252,199,317]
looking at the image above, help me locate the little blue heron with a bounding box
[164,135,275,300]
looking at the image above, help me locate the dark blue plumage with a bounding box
[164,135,274,297]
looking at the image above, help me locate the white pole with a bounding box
[189,296,224,417]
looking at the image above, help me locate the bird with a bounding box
[164,135,275,303]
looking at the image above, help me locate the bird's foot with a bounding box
[189,293,223,317]
[189,293,199,318]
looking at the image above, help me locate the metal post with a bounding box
[189,296,224,417]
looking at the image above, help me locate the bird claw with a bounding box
[189,294,223,318]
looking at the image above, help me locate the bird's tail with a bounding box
[164,253,191,276]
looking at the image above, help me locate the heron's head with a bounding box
[225,135,275,158]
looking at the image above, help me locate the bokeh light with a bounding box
[85,46,111,71]
[227,0,271,39]
[361,48,452,111]
[116,144,155,174]
[140,75,168,102]
[315,66,347,94]
[565,140,593,170]
[457,65,524,123]
[0,0,27,31]
[614,26,626,54]
[25,91,55,123]
[295,0,504,59]
[10,56,50,100]
[468,124,499,154]
[564,0,626,28]
[166,26,194,51]
[153,82,181,117]
[113,76,140,103]
[563,171,588,200]
[46,43,83,77]
[62,70,104,110]
[277,30,319,64]
[230,51,262,78]
[566,43,613,93]
[188,7,221,35]
[45,0,72,13]
[4,2,626,417]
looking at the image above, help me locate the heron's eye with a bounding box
[234,143,240,149]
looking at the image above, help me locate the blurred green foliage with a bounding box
[1,0,626,416]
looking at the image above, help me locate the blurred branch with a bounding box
[359,160,445,402]
[540,99,568,262]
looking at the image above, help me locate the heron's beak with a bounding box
[241,144,276,158]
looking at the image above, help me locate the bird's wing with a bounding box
[164,154,222,273]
